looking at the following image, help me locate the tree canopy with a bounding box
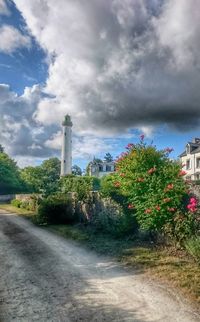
[0,153,26,194]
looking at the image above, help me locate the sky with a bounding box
[0,0,200,171]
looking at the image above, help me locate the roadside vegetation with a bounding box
[0,137,199,306]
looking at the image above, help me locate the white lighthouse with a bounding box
[60,115,73,176]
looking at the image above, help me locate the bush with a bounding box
[11,199,22,208]
[60,175,100,201]
[112,138,188,239]
[37,194,76,225]
[185,237,200,262]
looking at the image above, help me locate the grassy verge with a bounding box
[0,203,36,219]
[48,224,200,307]
[0,204,199,307]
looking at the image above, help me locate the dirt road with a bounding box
[0,212,199,322]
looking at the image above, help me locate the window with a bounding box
[196,173,200,180]
[106,165,111,172]
[197,158,200,168]
[186,159,191,170]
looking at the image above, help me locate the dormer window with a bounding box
[186,144,190,154]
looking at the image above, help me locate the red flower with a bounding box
[137,177,145,182]
[120,173,125,177]
[148,167,156,174]
[168,207,175,212]
[128,204,135,209]
[167,183,174,190]
[114,182,120,188]
[155,205,161,211]
[164,147,174,153]
[145,208,152,214]
[179,170,187,176]
[163,198,171,203]
[126,143,134,150]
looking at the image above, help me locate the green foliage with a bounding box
[21,157,61,195]
[37,194,76,225]
[113,140,188,237]
[11,199,22,208]
[185,237,200,262]
[104,153,113,162]
[72,164,82,176]
[60,175,100,201]
[100,175,138,235]
[0,153,27,194]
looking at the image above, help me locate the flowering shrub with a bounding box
[113,137,189,235]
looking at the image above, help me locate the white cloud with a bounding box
[1,0,200,163]
[0,25,31,54]
[0,0,10,15]
[13,0,200,137]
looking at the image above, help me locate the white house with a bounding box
[179,138,200,180]
[88,159,115,178]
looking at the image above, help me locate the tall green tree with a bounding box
[72,164,82,176]
[21,157,61,195]
[104,153,113,162]
[0,153,25,194]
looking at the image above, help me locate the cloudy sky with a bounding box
[0,0,200,169]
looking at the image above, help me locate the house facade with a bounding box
[179,138,200,180]
[88,160,115,178]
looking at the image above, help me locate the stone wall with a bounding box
[67,191,123,222]
[0,194,15,203]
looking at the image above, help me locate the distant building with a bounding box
[88,159,115,178]
[179,138,200,180]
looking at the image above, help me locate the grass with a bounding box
[0,203,36,219]
[0,203,200,307]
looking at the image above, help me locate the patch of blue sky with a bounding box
[0,0,48,94]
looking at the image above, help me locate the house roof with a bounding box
[179,141,200,158]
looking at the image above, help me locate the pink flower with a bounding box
[128,204,135,209]
[119,173,125,177]
[148,167,156,174]
[155,206,161,211]
[140,134,145,141]
[190,197,197,204]
[145,208,152,214]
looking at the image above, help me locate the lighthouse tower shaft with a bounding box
[61,115,72,176]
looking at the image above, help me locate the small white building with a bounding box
[179,138,200,180]
[88,160,115,178]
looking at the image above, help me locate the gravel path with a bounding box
[0,212,199,322]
